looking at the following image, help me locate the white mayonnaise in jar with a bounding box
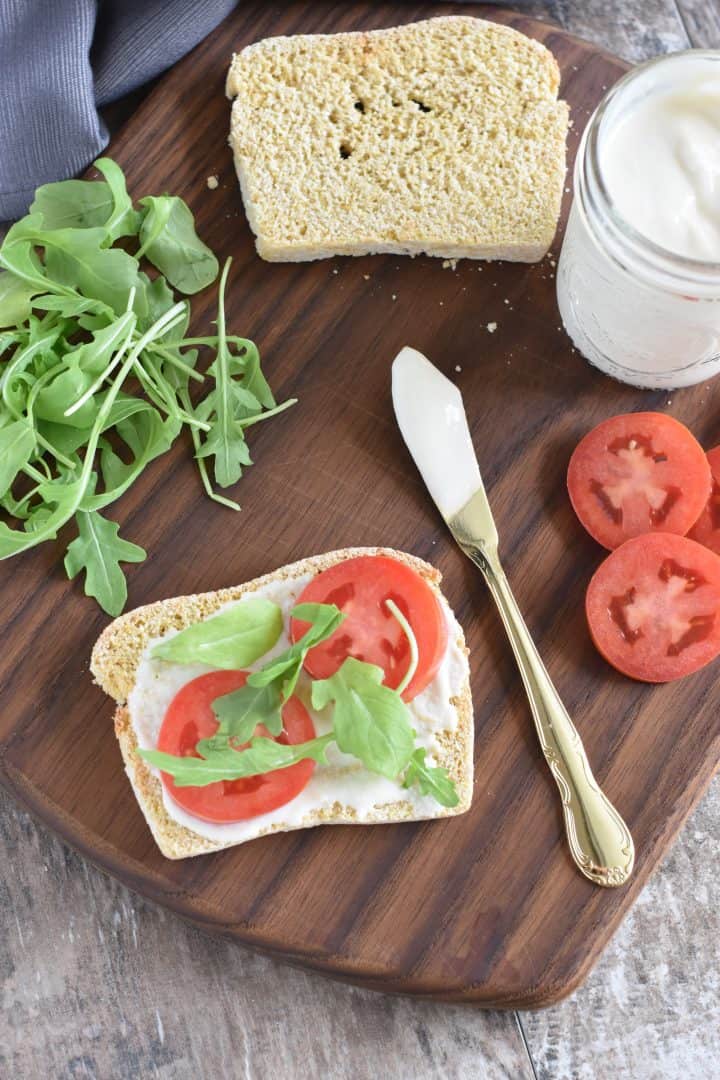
[557,51,720,389]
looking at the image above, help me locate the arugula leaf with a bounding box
[139,732,334,786]
[311,658,416,780]
[29,160,140,241]
[0,234,52,292]
[30,179,115,231]
[192,260,296,492]
[246,602,345,699]
[64,510,146,616]
[138,196,218,294]
[402,748,459,808]
[211,680,283,741]
[94,158,142,241]
[86,411,179,512]
[7,218,139,315]
[0,271,38,326]
[193,260,248,487]
[151,598,283,669]
[210,602,345,735]
[0,420,35,498]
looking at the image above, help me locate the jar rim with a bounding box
[584,49,720,281]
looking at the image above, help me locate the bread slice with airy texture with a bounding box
[92,547,473,859]
[226,15,568,263]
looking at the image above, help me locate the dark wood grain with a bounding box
[1,1,719,1009]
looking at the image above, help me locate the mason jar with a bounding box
[557,51,720,389]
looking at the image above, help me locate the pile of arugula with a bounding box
[140,598,459,808]
[0,159,294,616]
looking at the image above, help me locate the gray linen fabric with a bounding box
[0,0,237,219]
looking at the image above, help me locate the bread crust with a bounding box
[92,547,474,859]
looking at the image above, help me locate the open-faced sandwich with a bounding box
[91,548,473,858]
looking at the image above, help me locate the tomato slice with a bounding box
[688,446,720,555]
[290,555,448,701]
[157,670,316,823]
[567,413,710,549]
[586,533,720,682]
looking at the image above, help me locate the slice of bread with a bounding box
[91,547,474,859]
[226,15,568,263]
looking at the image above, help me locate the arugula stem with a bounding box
[238,398,297,429]
[147,343,205,383]
[21,462,47,484]
[163,335,253,351]
[385,599,419,697]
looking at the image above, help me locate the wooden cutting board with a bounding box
[2,1,719,1008]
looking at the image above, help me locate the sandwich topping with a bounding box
[129,555,468,843]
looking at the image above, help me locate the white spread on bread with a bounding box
[128,571,468,844]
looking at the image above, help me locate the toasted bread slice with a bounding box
[92,548,474,859]
[226,15,568,263]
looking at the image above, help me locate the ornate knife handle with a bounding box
[455,523,634,888]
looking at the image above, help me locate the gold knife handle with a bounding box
[457,533,634,888]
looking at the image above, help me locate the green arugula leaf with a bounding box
[247,602,345,699]
[85,410,179,512]
[210,602,345,736]
[5,217,138,315]
[402,748,459,808]
[193,259,248,487]
[0,271,38,326]
[211,680,284,741]
[30,178,115,231]
[29,160,140,241]
[311,658,416,780]
[194,419,252,487]
[0,420,36,498]
[138,196,218,294]
[64,510,146,616]
[94,158,142,241]
[151,598,283,669]
[139,732,334,787]
[0,232,52,292]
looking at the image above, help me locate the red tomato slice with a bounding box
[157,670,316,823]
[567,413,710,549]
[586,533,720,682]
[688,446,720,555]
[290,555,448,702]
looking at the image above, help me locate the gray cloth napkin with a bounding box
[0,0,237,219]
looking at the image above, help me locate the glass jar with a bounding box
[557,51,720,389]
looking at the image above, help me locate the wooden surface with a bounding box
[2,0,720,1076]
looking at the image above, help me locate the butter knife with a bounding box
[392,346,634,888]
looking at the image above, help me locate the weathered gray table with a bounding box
[2,3,719,1077]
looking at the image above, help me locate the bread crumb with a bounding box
[333,268,339,274]
[206,175,219,189]
[363,274,370,280]
[392,293,397,300]
[504,298,509,304]
[455,365,462,372]
[487,322,497,333]
[442,258,459,270]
